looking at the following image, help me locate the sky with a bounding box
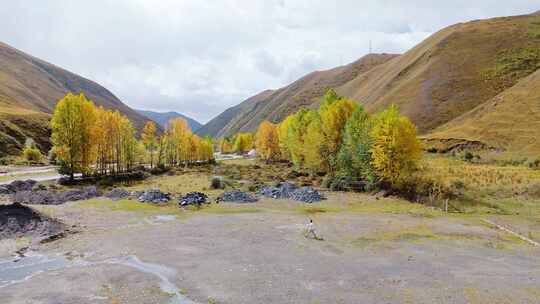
[0,1,538,123]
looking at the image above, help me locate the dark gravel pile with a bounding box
[0,180,37,194]
[137,189,171,203]
[218,189,258,203]
[289,187,325,203]
[12,186,102,205]
[260,182,324,203]
[259,182,298,199]
[105,188,131,200]
[0,203,65,239]
[179,192,208,206]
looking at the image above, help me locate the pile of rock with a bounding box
[105,188,131,200]
[179,192,208,206]
[218,189,258,203]
[12,186,102,205]
[289,187,325,203]
[0,180,37,194]
[137,189,171,203]
[1,203,65,239]
[259,182,298,199]
[260,182,324,203]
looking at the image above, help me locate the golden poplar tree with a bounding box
[370,105,422,186]
[141,121,158,168]
[50,93,97,180]
[255,121,280,161]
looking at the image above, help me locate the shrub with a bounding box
[22,146,43,163]
[210,177,225,189]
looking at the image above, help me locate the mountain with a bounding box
[196,89,275,137]
[425,68,540,154]
[0,41,153,156]
[201,11,540,154]
[136,109,202,132]
[197,53,397,137]
[337,11,540,133]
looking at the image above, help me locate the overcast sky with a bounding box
[1,1,538,123]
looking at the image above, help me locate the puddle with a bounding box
[0,252,79,288]
[0,253,197,304]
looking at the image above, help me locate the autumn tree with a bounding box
[302,113,325,172]
[277,115,293,160]
[255,121,280,161]
[50,93,97,180]
[337,106,375,183]
[287,108,313,166]
[319,90,358,172]
[370,105,422,186]
[141,121,158,168]
[233,133,254,153]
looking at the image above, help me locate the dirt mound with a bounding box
[0,203,65,239]
[218,190,258,203]
[0,180,37,194]
[12,186,102,205]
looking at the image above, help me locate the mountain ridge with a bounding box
[0,41,155,156]
[136,109,202,132]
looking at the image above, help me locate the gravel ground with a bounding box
[0,194,538,304]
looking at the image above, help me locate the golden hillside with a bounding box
[0,42,153,156]
[425,68,540,154]
[338,12,540,133]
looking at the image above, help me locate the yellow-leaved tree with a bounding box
[255,121,280,161]
[233,133,254,153]
[319,89,358,172]
[141,121,158,168]
[50,93,97,180]
[277,115,294,160]
[370,105,422,186]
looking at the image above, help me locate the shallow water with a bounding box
[0,253,196,304]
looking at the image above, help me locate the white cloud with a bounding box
[0,1,538,122]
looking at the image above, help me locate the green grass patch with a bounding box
[79,198,179,214]
[199,204,262,214]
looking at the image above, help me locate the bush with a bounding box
[526,157,540,169]
[22,146,43,163]
[210,177,225,189]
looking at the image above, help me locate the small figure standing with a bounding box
[305,218,321,240]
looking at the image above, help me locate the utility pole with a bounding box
[369,40,372,54]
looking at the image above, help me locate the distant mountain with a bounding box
[136,109,202,132]
[0,41,153,156]
[197,53,397,137]
[200,11,540,154]
[196,89,275,137]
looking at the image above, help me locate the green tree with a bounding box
[337,106,374,183]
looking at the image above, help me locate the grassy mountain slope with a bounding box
[196,89,275,137]
[337,12,540,133]
[0,41,153,156]
[424,68,540,154]
[136,109,202,132]
[198,54,397,137]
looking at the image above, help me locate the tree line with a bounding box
[50,93,213,180]
[251,90,422,188]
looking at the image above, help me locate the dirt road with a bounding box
[1,193,538,304]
